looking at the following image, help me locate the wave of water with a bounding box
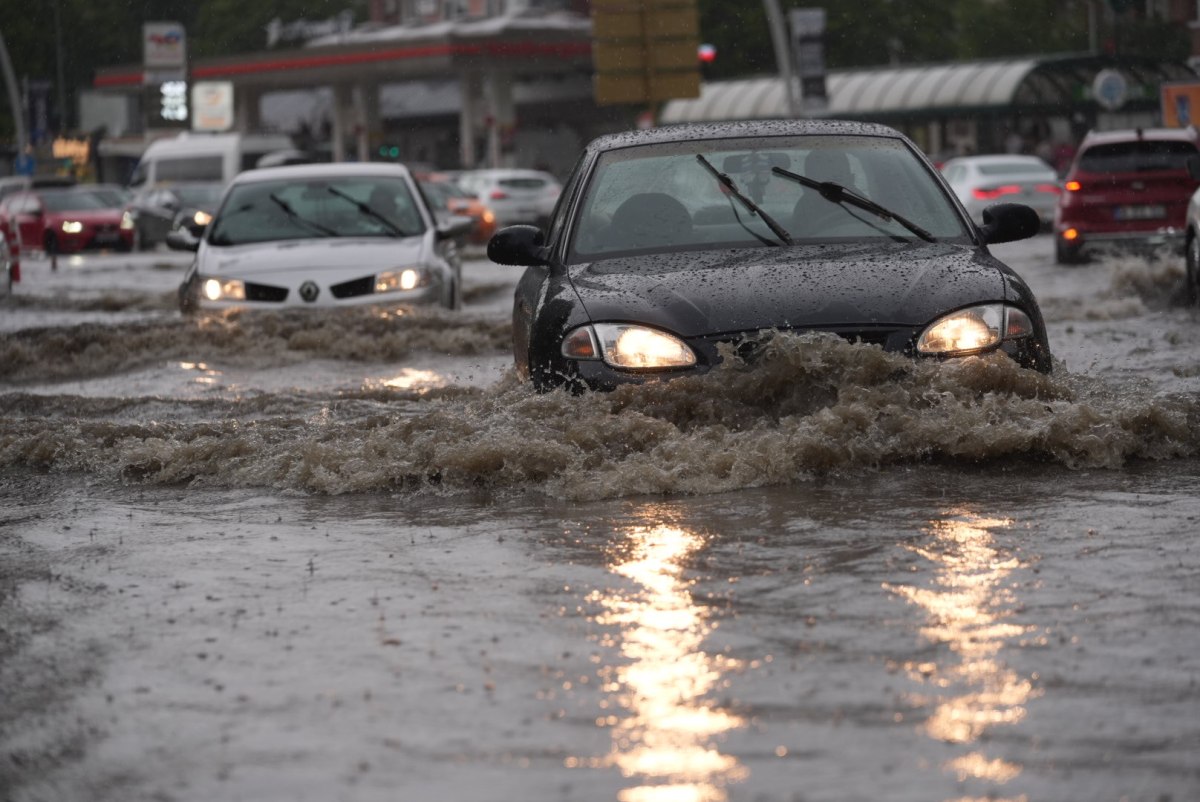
[3,333,1197,500]
[0,307,512,383]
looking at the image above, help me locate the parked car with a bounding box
[1054,127,1200,264]
[457,168,561,228]
[171,163,469,312]
[126,182,224,249]
[487,120,1049,392]
[0,186,133,255]
[418,173,496,245]
[940,154,1060,225]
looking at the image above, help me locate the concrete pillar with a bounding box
[483,71,516,168]
[235,87,261,133]
[331,84,351,162]
[351,82,376,163]
[459,72,481,169]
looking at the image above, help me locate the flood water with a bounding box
[1,238,1198,802]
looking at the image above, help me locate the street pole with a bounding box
[762,0,799,118]
[0,29,27,154]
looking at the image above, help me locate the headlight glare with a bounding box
[120,211,135,230]
[918,304,1031,356]
[202,277,245,301]
[61,221,84,234]
[592,323,696,369]
[375,268,426,293]
[193,210,213,227]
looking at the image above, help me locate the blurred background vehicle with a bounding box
[0,175,77,204]
[0,187,133,255]
[78,183,134,209]
[1054,127,1200,264]
[940,154,1060,226]
[418,172,496,246]
[126,182,224,250]
[0,228,13,296]
[457,168,561,228]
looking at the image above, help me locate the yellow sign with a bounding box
[592,0,701,106]
[1161,81,1200,128]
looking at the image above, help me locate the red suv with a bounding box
[1054,127,1200,264]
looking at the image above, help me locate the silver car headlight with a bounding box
[562,323,697,369]
[917,304,1033,356]
[201,277,246,301]
[375,268,429,293]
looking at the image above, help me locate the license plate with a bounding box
[1114,204,1166,221]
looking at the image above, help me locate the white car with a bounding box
[171,163,467,312]
[456,168,561,228]
[1185,155,1200,304]
[940,154,1060,225]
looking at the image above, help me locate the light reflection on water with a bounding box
[886,512,1037,800]
[583,519,747,802]
[381,368,446,390]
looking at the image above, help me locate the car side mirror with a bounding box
[437,214,474,242]
[979,202,1040,245]
[487,224,548,266]
[165,228,200,252]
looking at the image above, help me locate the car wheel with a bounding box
[1187,234,1200,306]
[1055,238,1084,265]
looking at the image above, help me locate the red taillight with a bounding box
[1064,180,1082,192]
[489,190,508,200]
[972,184,1021,200]
[1036,183,1061,194]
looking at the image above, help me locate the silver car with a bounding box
[940,154,1060,226]
[457,168,561,228]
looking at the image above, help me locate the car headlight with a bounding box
[193,210,212,227]
[917,304,1033,356]
[61,221,84,234]
[120,211,135,230]
[562,323,697,369]
[375,268,428,293]
[202,277,246,301]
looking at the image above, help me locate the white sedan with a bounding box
[171,163,467,313]
[940,154,1060,225]
[456,168,561,228]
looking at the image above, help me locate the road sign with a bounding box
[592,0,701,106]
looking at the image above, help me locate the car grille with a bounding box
[704,327,909,363]
[245,282,288,302]
[330,276,375,299]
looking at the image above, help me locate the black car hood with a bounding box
[567,242,1007,337]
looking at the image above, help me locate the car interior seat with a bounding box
[607,192,694,251]
[791,150,858,235]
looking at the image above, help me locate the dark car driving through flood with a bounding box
[487,120,1050,392]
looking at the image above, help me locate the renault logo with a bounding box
[299,281,319,303]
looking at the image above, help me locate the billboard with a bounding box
[143,22,187,70]
[1161,81,1200,128]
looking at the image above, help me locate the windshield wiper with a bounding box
[696,154,792,246]
[268,193,338,237]
[325,186,410,237]
[771,166,936,242]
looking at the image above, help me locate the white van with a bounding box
[128,132,295,187]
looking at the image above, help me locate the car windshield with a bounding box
[40,189,110,212]
[1077,140,1198,173]
[207,175,424,246]
[569,135,968,261]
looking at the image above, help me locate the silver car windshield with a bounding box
[207,176,425,246]
[570,135,969,261]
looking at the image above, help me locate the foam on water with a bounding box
[3,333,1197,500]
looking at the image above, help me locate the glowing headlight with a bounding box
[61,221,84,234]
[917,304,1033,356]
[120,211,135,230]
[202,277,246,302]
[563,323,696,369]
[193,210,213,227]
[375,268,426,293]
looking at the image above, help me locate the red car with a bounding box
[1054,127,1200,264]
[0,187,134,256]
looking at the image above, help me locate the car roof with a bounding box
[1080,127,1200,146]
[229,162,414,185]
[585,119,906,155]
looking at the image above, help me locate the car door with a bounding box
[12,193,45,249]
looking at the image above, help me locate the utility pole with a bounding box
[0,29,26,154]
[762,0,799,118]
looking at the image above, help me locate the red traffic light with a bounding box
[698,43,716,63]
